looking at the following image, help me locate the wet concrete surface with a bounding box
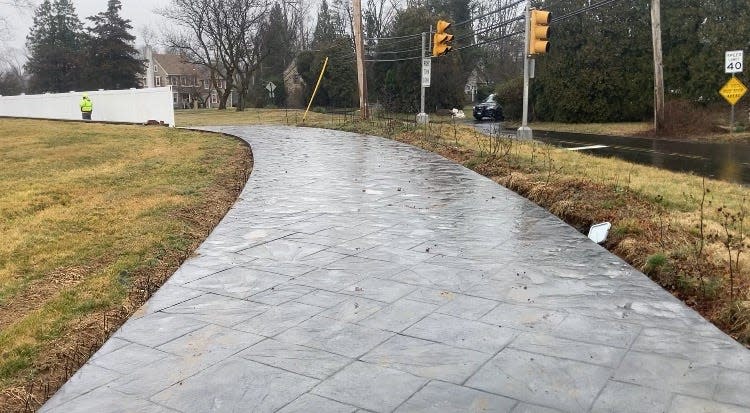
[42,126,750,412]
[473,122,750,185]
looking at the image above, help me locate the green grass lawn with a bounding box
[0,118,250,409]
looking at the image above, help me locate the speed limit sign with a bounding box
[726,50,743,73]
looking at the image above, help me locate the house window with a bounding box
[211,92,218,104]
[154,64,159,73]
[203,80,209,90]
[181,76,187,86]
[155,76,161,86]
[173,93,178,104]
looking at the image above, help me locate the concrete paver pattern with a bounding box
[42,126,750,413]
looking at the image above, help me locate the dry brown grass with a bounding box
[175,107,332,126]
[519,121,652,136]
[0,118,251,411]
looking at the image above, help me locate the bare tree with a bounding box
[281,0,311,51]
[472,0,525,82]
[138,24,158,50]
[158,0,271,110]
[0,0,34,60]
[364,0,399,40]
[0,0,34,35]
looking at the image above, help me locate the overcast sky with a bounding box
[1,0,170,57]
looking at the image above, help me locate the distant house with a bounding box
[140,48,233,109]
[465,68,492,103]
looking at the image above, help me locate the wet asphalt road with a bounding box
[473,121,750,184]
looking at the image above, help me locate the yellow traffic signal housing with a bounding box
[529,9,551,55]
[433,20,454,57]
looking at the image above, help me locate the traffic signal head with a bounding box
[529,9,551,55]
[432,20,454,57]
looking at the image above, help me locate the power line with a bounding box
[367,46,423,55]
[552,0,621,23]
[361,0,625,63]
[365,34,424,49]
[364,55,422,62]
[363,0,522,45]
[368,13,523,57]
[454,14,524,42]
[454,29,524,52]
[365,13,524,62]
[364,32,421,41]
[453,0,525,27]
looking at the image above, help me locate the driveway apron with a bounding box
[42,126,750,413]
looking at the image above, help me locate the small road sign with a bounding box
[266,81,276,99]
[719,76,747,106]
[726,50,743,73]
[421,58,431,88]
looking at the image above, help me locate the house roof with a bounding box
[153,53,207,76]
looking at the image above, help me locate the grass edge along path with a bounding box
[0,119,252,412]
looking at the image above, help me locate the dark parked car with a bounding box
[473,94,504,121]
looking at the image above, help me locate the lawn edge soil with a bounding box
[322,120,749,349]
[0,131,253,413]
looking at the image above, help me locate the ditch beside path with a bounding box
[42,126,750,413]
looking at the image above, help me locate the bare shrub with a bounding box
[659,99,717,137]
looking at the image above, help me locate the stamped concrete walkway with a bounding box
[42,126,750,413]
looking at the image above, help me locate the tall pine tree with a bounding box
[25,0,84,93]
[297,0,357,108]
[84,0,143,90]
[533,0,653,122]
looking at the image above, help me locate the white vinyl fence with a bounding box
[0,87,175,126]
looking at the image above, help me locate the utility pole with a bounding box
[353,0,368,119]
[651,0,664,133]
[518,0,532,139]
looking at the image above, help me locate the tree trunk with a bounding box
[219,86,232,110]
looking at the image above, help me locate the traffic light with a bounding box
[529,9,551,55]
[432,20,453,57]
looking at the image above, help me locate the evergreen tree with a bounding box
[529,0,750,121]
[675,0,749,102]
[259,3,296,77]
[312,0,346,48]
[25,0,84,93]
[533,0,653,122]
[297,38,357,108]
[84,0,143,90]
[297,0,357,108]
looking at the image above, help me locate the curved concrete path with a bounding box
[42,126,750,413]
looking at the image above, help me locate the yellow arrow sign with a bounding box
[719,76,747,106]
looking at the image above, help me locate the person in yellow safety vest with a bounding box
[79,93,93,120]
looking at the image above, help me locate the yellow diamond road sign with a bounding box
[719,76,747,105]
